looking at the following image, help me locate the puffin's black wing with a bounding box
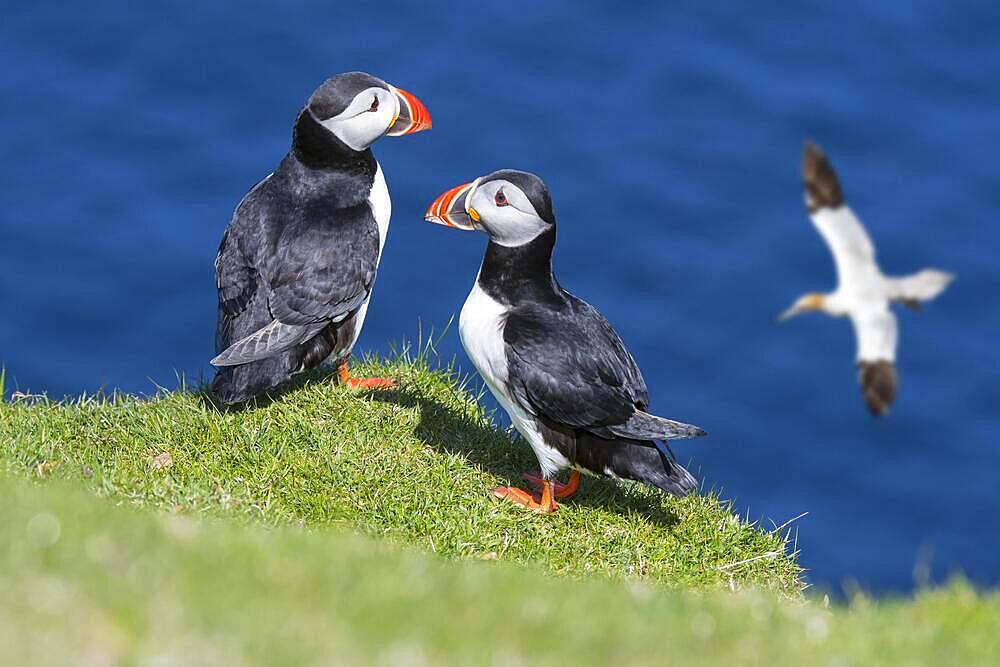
[214,225,260,353]
[212,202,379,366]
[267,203,378,324]
[504,296,648,430]
[503,296,696,441]
[214,176,281,357]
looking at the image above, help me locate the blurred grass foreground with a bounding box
[0,355,996,665]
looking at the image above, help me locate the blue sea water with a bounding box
[1,2,997,594]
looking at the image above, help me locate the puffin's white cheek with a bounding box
[349,115,384,149]
[321,113,388,151]
[489,209,548,247]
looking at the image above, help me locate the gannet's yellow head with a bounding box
[778,293,826,321]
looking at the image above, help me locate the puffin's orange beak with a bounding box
[425,182,478,230]
[386,86,432,136]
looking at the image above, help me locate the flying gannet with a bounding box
[779,143,954,416]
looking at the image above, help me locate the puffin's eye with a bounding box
[369,96,379,112]
[494,189,509,207]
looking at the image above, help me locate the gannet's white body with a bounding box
[780,143,954,416]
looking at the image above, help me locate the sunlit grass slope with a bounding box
[1,478,996,665]
[0,353,799,593]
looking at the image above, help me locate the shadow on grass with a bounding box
[197,365,678,527]
[370,385,680,529]
[197,366,341,412]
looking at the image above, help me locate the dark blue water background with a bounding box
[2,2,997,594]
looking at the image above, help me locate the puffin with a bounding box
[210,72,431,406]
[779,142,954,416]
[425,169,706,513]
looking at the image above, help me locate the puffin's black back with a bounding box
[211,108,379,406]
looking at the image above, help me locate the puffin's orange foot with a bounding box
[491,484,558,513]
[336,360,395,390]
[344,377,396,390]
[522,469,581,499]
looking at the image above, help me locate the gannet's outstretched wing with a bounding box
[888,269,955,309]
[850,307,899,416]
[803,143,879,289]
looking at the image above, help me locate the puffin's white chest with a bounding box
[459,280,569,477]
[459,282,510,391]
[369,162,391,257]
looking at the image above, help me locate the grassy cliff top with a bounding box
[0,353,800,594]
[2,356,997,664]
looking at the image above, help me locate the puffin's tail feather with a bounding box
[211,320,326,367]
[607,410,707,442]
[211,327,342,407]
[211,355,295,407]
[647,457,699,497]
[616,442,698,497]
[575,436,699,498]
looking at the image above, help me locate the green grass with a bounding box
[0,352,799,593]
[3,353,995,664]
[1,477,996,665]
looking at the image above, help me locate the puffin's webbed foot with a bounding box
[336,360,396,390]
[492,480,558,514]
[522,470,581,499]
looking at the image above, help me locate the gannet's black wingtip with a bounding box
[803,141,844,212]
[857,360,898,417]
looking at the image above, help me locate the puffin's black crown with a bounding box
[307,71,389,120]
[481,169,555,225]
